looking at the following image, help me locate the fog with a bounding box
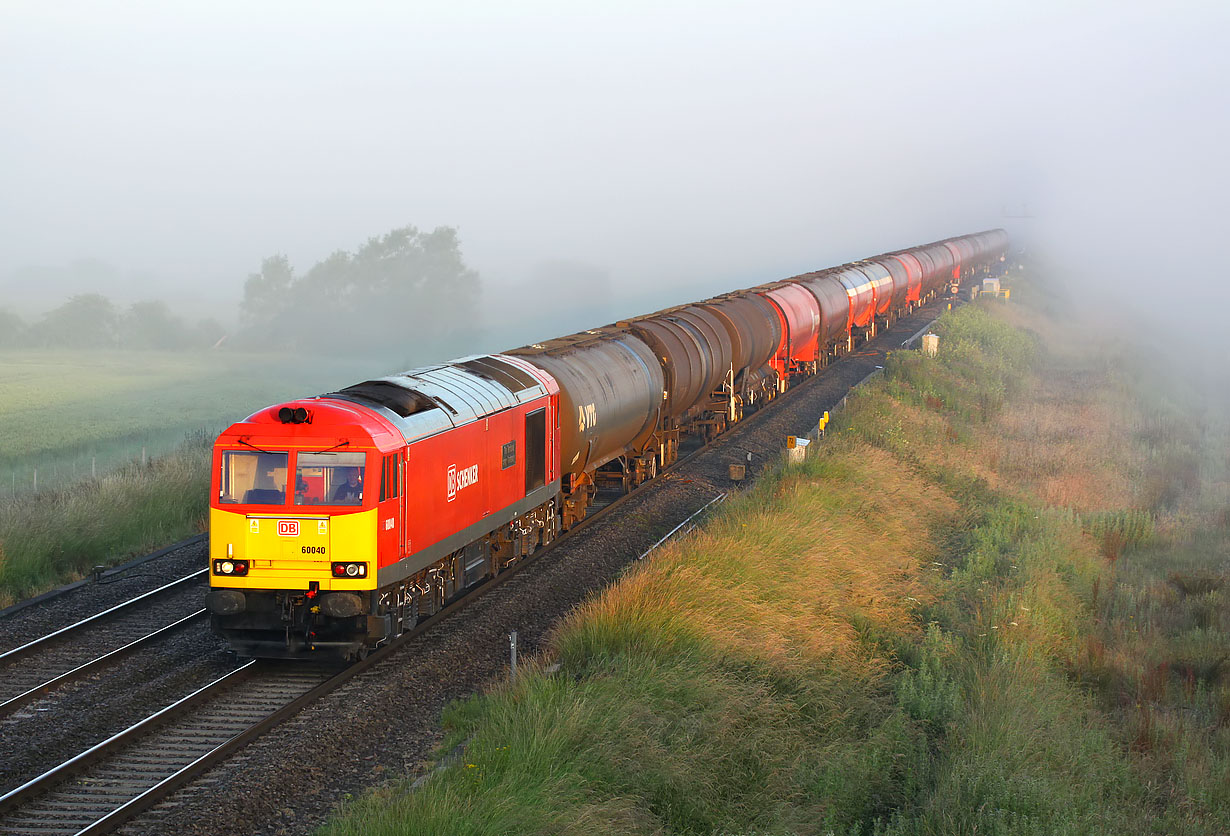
[2,0,1228,357]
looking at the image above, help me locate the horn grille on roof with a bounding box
[334,381,438,418]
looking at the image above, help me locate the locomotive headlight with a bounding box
[345,564,359,577]
[221,561,234,574]
[214,559,249,576]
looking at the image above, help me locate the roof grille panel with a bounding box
[333,381,438,418]
[456,357,540,392]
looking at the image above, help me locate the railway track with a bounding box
[0,571,208,718]
[0,343,814,833]
[0,661,335,836]
[0,298,958,835]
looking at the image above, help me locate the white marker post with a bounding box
[509,630,518,682]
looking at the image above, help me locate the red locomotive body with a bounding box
[208,355,562,658]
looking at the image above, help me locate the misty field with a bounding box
[0,349,363,495]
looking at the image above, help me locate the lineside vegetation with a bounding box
[0,434,212,607]
[321,278,1230,835]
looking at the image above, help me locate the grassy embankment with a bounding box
[0,436,213,607]
[0,350,355,606]
[321,281,1229,835]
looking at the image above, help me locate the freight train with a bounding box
[206,230,1009,658]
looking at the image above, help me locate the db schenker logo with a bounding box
[447,463,479,502]
[277,520,299,537]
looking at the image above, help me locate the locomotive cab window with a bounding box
[220,451,288,505]
[294,451,367,506]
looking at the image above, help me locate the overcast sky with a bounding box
[2,0,1228,331]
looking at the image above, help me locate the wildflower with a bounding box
[466,764,476,769]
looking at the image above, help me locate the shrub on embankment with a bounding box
[0,434,210,607]
[321,296,1230,835]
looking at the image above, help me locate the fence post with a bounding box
[33,469,37,493]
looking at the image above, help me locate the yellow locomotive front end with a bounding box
[205,400,402,659]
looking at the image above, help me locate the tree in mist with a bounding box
[31,294,119,348]
[0,308,26,347]
[123,300,188,350]
[240,254,295,329]
[239,225,480,355]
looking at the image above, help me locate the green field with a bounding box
[0,349,371,495]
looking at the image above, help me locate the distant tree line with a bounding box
[0,296,224,350]
[0,224,480,355]
[237,225,480,356]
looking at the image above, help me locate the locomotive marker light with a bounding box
[213,559,248,576]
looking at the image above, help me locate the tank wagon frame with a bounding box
[207,230,1009,659]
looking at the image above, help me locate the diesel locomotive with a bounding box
[206,230,1009,658]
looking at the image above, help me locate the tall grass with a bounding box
[0,433,211,606]
[321,293,1230,835]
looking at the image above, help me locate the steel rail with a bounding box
[0,569,208,666]
[0,662,257,817]
[0,609,209,717]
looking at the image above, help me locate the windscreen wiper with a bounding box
[238,438,276,455]
[309,440,351,455]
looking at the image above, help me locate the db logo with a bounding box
[447,463,479,502]
[277,520,300,537]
